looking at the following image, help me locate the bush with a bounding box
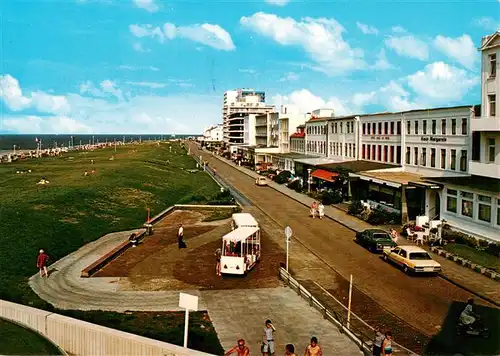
[320,190,342,205]
[366,205,401,225]
[486,243,500,257]
[287,179,302,192]
[441,227,500,257]
[348,200,364,216]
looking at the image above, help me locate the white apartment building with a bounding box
[222,89,274,143]
[203,124,223,142]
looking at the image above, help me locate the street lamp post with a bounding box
[307,168,312,193]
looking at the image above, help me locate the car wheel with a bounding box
[403,265,410,274]
[368,246,374,253]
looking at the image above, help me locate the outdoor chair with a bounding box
[405,228,416,242]
[415,232,425,245]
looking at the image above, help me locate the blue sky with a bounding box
[0,0,498,134]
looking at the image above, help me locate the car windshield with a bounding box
[409,252,432,260]
[373,233,390,240]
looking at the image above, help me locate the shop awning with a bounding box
[311,169,339,182]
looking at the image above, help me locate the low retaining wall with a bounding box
[81,204,239,278]
[0,299,214,356]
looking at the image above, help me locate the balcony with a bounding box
[470,117,500,132]
[469,161,500,179]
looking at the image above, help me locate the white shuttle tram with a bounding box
[220,213,261,275]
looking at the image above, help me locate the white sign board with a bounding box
[285,226,292,240]
[179,293,199,311]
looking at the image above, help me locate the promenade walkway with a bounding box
[29,228,361,354]
[207,150,500,305]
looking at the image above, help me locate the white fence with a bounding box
[0,299,215,356]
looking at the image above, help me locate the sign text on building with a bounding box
[370,136,390,140]
[421,136,447,143]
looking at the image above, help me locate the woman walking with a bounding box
[382,331,393,356]
[177,224,187,249]
[215,247,222,276]
[318,202,325,219]
[310,201,317,218]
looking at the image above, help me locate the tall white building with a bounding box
[203,124,223,142]
[222,89,274,144]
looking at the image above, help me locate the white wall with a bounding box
[0,299,214,356]
[480,35,499,118]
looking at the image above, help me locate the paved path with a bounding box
[205,148,500,305]
[29,226,360,355]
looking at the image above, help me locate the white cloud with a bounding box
[433,34,477,70]
[129,24,165,42]
[2,74,220,134]
[162,23,235,51]
[391,26,406,33]
[240,12,365,75]
[356,22,378,35]
[272,89,352,116]
[133,42,150,52]
[472,17,500,32]
[279,72,300,81]
[407,61,479,102]
[80,80,124,101]
[125,81,166,88]
[372,49,394,70]
[133,0,159,13]
[265,0,290,6]
[0,74,70,114]
[385,35,429,61]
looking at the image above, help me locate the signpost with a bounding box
[347,274,353,329]
[284,226,292,272]
[179,293,199,348]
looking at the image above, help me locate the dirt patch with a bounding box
[154,209,211,228]
[60,217,79,224]
[112,188,154,207]
[31,204,54,211]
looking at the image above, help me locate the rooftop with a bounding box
[318,160,399,173]
[290,132,305,138]
[355,170,425,185]
[425,175,500,195]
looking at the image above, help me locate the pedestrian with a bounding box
[215,247,222,276]
[261,319,276,356]
[224,339,250,356]
[285,344,297,356]
[177,224,187,249]
[382,331,393,356]
[213,167,217,175]
[318,202,325,219]
[372,326,385,356]
[310,201,317,218]
[129,233,138,247]
[304,336,322,356]
[37,249,49,278]
[390,229,398,244]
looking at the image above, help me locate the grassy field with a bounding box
[0,318,63,355]
[0,141,225,354]
[444,244,500,273]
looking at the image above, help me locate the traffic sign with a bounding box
[284,226,292,240]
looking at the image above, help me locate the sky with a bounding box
[0,0,499,134]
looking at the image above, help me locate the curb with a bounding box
[429,246,499,283]
[207,149,500,306]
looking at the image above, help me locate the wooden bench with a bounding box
[81,231,146,278]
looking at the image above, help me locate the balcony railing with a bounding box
[469,160,500,179]
[471,116,500,131]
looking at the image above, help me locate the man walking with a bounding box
[215,247,222,276]
[372,326,385,356]
[37,249,49,278]
[177,224,187,249]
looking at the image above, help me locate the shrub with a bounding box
[348,200,364,216]
[486,243,500,257]
[366,205,401,225]
[287,179,302,192]
[320,190,343,205]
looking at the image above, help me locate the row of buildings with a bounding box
[202,31,500,242]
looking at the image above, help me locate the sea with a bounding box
[0,134,193,155]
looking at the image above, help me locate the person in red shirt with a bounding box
[37,249,49,278]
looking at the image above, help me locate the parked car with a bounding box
[355,228,396,253]
[383,245,441,274]
[255,176,269,186]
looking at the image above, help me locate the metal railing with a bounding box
[278,268,418,356]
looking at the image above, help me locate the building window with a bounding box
[390,122,395,134]
[390,146,395,163]
[461,191,474,218]
[497,199,500,226]
[441,119,446,135]
[372,123,376,135]
[407,121,411,135]
[441,149,446,169]
[423,120,427,134]
[432,120,436,135]
[421,148,426,166]
[406,147,410,164]
[384,122,389,135]
[490,53,497,78]
[372,145,376,160]
[397,121,401,135]
[362,144,366,159]
[489,94,496,117]
[362,123,366,135]
[383,145,388,162]
[378,145,382,161]
[488,138,496,162]
[367,144,371,159]
[451,149,456,170]
[460,150,467,172]
[461,118,467,135]
[446,189,457,213]
[414,147,418,165]
[451,119,456,135]
[378,122,382,135]
[353,143,356,158]
[414,121,419,135]
[396,146,401,164]
[478,195,492,223]
[431,148,436,167]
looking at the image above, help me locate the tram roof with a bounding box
[223,227,260,243]
[232,213,258,227]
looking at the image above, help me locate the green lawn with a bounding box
[444,244,500,273]
[0,318,63,355]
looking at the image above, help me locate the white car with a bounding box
[383,245,441,274]
[255,176,268,186]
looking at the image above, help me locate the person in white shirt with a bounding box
[261,319,276,355]
[460,298,478,327]
[318,203,325,219]
[177,224,186,249]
